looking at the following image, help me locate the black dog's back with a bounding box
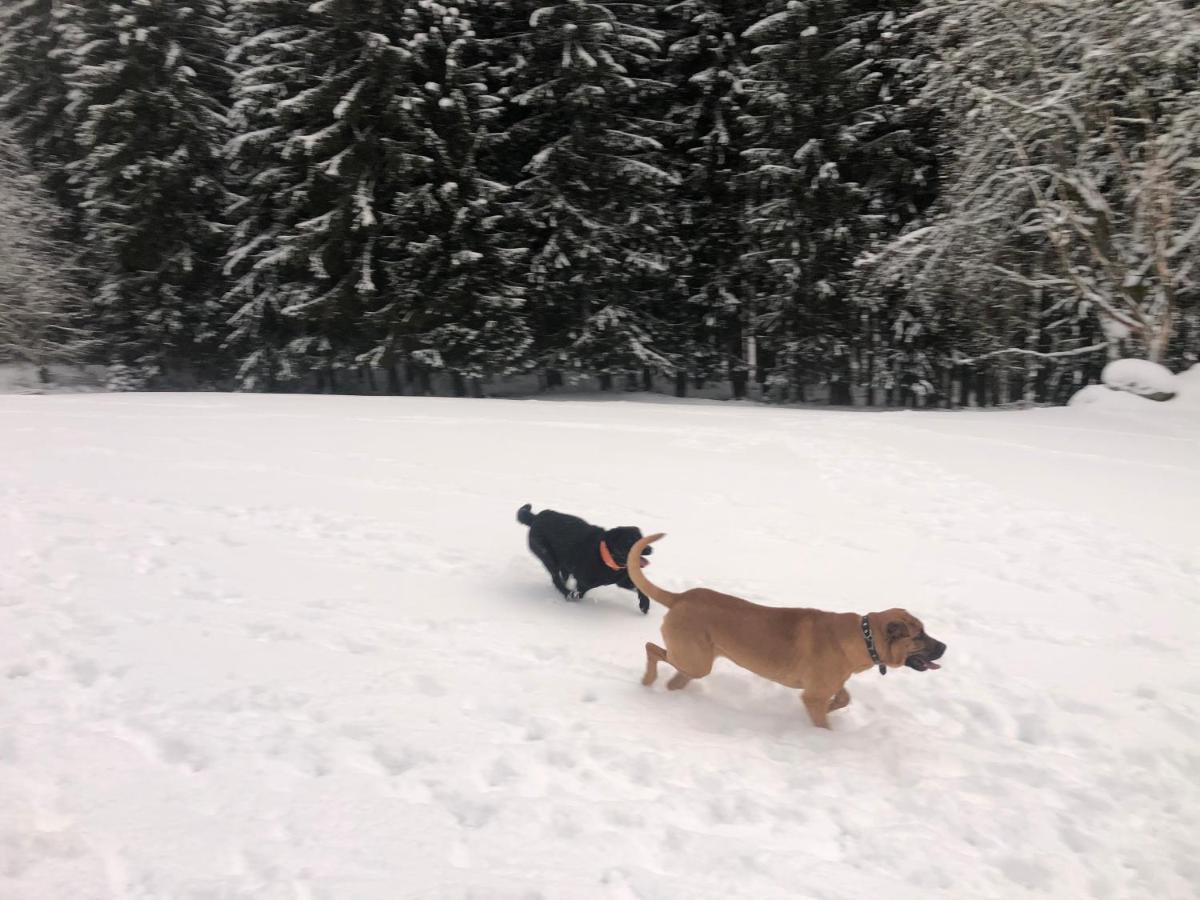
[520,507,597,541]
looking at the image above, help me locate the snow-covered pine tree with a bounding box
[365,1,534,396]
[228,0,491,393]
[842,3,940,406]
[0,122,87,371]
[224,0,328,390]
[488,0,685,387]
[664,0,760,396]
[59,0,232,388]
[740,0,927,402]
[224,0,406,391]
[0,0,77,208]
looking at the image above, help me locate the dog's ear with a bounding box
[886,621,909,641]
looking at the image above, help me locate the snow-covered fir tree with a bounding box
[488,0,686,386]
[842,4,940,406]
[664,0,760,395]
[225,0,418,391]
[740,0,929,402]
[0,0,77,207]
[224,0,328,390]
[0,123,86,370]
[365,0,534,395]
[228,0,529,393]
[59,0,231,388]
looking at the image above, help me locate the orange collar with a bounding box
[599,541,624,571]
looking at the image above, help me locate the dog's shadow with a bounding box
[644,665,878,743]
[499,562,651,620]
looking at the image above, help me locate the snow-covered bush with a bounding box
[0,124,83,369]
[1101,359,1177,401]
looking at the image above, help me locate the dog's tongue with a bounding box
[925,661,941,670]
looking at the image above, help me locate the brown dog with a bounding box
[626,534,946,728]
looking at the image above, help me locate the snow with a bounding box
[1101,358,1178,400]
[2,393,1198,899]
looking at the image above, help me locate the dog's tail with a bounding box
[516,503,535,527]
[626,533,678,608]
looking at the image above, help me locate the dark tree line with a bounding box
[1,0,1196,403]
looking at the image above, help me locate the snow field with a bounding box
[2,393,1198,899]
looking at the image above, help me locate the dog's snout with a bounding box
[929,639,946,660]
[643,546,653,556]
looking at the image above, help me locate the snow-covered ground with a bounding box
[2,391,1198,899]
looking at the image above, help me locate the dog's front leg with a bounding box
[637,591,650,614]
[828,687,851,712]
[801,688,836,729]
[568,576,600,601]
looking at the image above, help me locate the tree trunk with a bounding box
[599,373,612,391]
[452,373,467,397]
[864,313,876,407]
[674,372,687,397]
[730,367,747,400]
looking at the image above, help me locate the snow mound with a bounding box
[1071,362,1200,415]
[1068,383,1150,411]
[1101,358,1177,401]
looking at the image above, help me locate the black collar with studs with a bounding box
[861,615,887,675]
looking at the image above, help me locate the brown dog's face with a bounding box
[877,609,946,671]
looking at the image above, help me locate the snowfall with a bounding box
[3,375,1199,900]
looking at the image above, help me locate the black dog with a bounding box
[517,504,653,613]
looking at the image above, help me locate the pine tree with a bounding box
[0,0,76,206]
[844,4,940,406]
[365,0,534,395]
[488,0,685,386]
[225,0,407,391]
[59,0,232,388]
[665,0,760,395]
[224,0,327,390]
[228,0,480,393]
[740,0,930,402]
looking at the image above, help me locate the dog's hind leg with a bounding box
[828,687,851,712]
[528,535,571,598]
[642,642,667,686]
[652,627,715,692]
[666,672,692,691]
